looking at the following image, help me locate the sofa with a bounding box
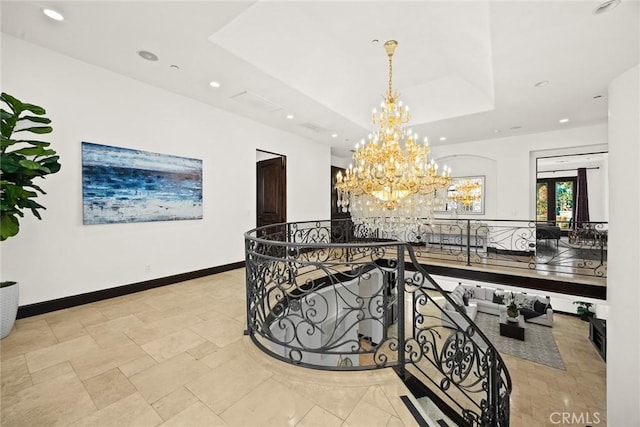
[441,284,554,329]
[440,284,478,330]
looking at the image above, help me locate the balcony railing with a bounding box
[245,219,512,426]
[365,218,607,279]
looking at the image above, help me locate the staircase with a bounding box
[245,219,512,426]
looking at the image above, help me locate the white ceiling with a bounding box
[1,1,638,159]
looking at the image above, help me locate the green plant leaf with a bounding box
[0,137,19,149]
[27,183,44,194]
[14,147,56,157]
[20,103,46,115]
[20,198,45,209]
[19,189,38,199]
[18,159,42,170]
[1,93,22,114]
[0,120,16,138]
[0,156,22,173]
[15,126,52,134]
[10,139,51,147]
[17,115,51,124]
[0,213,19,241]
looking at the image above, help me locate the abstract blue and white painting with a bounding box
[82,142,203,224]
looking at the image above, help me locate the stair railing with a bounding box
[245,219,512,426]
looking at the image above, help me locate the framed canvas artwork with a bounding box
[82,142,203,224]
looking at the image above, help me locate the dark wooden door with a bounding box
[257,156,286,229]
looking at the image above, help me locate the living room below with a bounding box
[430,273,606,321]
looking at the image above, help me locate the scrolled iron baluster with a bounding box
[245,221,512,425]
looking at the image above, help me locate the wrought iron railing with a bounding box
[371,218,607,279]
[245,219,512,426]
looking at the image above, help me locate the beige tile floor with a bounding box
[1,269,606,426]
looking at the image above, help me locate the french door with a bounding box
[536,177,576,230]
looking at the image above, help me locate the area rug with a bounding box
[472,312,565,370]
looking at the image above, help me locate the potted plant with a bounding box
[573,301,595,321]
[1,92,61,338]
[506,292,519,322]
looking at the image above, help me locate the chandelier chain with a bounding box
[388,53,393,99]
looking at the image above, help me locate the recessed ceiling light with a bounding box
[593,95,603,99]
[494,129,502,133]
[42,8,64,21]
[534,80,549,87]
[209,81,220,88]
[286,114,294,120]
[169,64,179,70]
[439,137,447,141]
[138,50,158,61]
[331,133,338,138]
[594,0,620,14]
[559,118,569,123]
[372,39,379,44]
[510,126,522,130]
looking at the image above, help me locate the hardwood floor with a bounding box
[0,269,606,426]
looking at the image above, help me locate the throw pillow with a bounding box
[492,293,505,304]
[453,285,465,299]
[534,299,549,314]
[464,288,474,301]
[473,287,486,300]
[462,294,469,306]
[514,293,526,307]
[522,296,537,311]
[484,288,496,302]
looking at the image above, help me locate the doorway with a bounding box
[256,150,286,229]
[535,151,608,230]
[536,177,576,230]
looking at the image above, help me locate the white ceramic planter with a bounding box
[1,283,19,339]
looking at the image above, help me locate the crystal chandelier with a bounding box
[451,179,482,208]
[335,40,451,234]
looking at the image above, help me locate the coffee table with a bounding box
[499,316,525,341]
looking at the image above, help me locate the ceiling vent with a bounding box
[229,91,283,113]
[299,122,329,134]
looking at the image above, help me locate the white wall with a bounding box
[607,64,640,426]
[0,35,330,306]
[431,126,608,220]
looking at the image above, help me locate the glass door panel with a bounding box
[536,183,548,222]
[536,177,576,230]
[555,181,574,229]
